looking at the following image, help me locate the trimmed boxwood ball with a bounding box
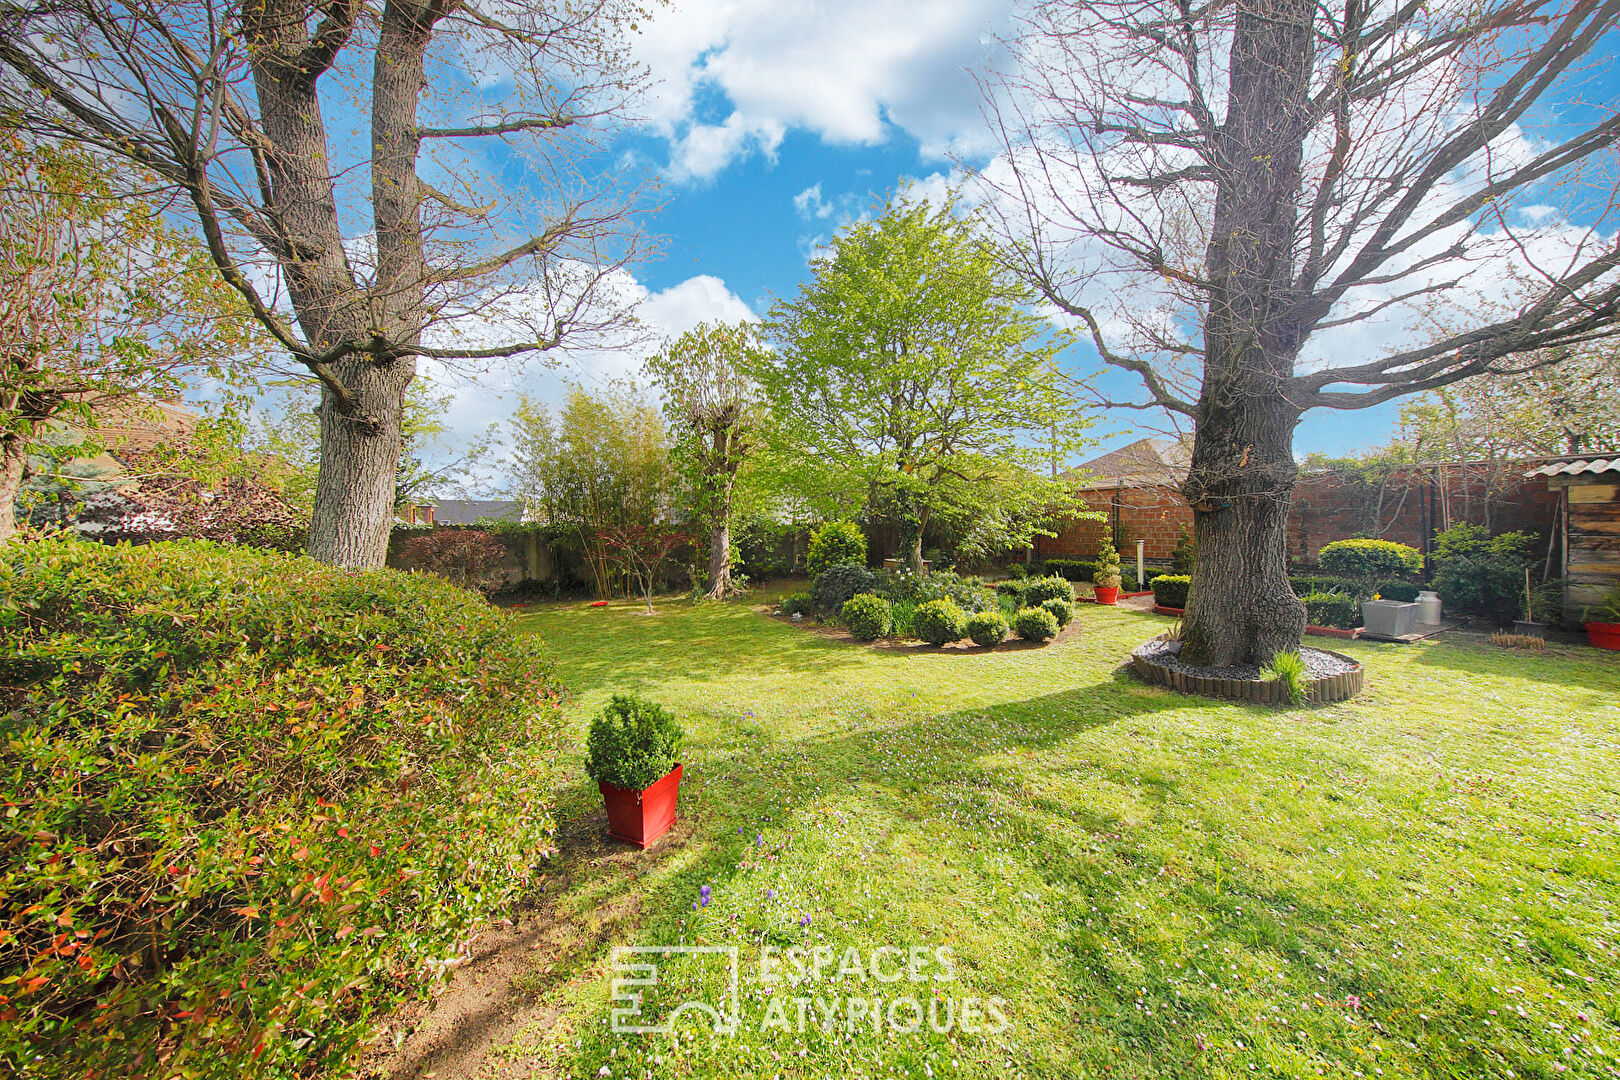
[1021,574,1075,606]
[1152,573,1191,608]
[841,593,893,641]
[1041,597,1075,627]
[811,561,880,614]
[911,598,967,646]
[965,610,1009,647]
[806,520,868,577]
[1014,605,1060,642]
[0,538,566,1079]
[585,693,684,791]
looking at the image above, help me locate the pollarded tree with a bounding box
[0,0,650,567]
[644,321,767,598]
[0,136,250,543]
[983,0,1620,666]
[763,192,1093,571]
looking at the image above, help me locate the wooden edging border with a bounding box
[1129,635,1366,705]
[1150,605,1361,640]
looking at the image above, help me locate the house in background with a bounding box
[1526,457,1620,618]
[393,498,551,583]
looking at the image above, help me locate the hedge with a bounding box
[1043,558,1095,582]
[912,599,967,646]
[1317,538,1422,579]
[1151,574,1191,608]
[1301,591,1359,629]
[0,539,565,1079]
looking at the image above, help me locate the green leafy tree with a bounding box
[507,386,672,598]
[645,321,767,598]
[761,191,1093,571]
[0,136,251,542]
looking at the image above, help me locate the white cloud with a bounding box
[408,272,758,492]
[633,0,1012,182]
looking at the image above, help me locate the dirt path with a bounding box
[364,791,690,1080]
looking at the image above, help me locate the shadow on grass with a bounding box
[1406,634,1620,694]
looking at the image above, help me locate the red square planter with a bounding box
[1586,622,1620,650]
[599,764,682,848]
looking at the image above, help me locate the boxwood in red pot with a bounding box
[585,694,685,847]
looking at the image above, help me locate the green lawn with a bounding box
[506,589,1620,1080]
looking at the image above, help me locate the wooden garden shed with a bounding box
[1526,457,1620,621]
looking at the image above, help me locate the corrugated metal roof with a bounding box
[1525,458,1620,478]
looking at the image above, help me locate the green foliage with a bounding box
[911,598,967,646]
[1021,574,1076,606]
[1005,562,1027,580]
[779,591,816,618]
[759,188,1093,566]
[1013,605,1060,642]
[506,387,672,599]
[965,610,1009,647]
[1041,597,1076,627]
[1043,557,1096,582]
[1092,538,1123,587]
[1261,650,1310,706]
[875,567,996,613]
[1375,581,1422,603]
[1300,591,1358,629]
[1430,525,1543,623]
[811,561,881,614]
[1318,538,1422,579]
[584,694,684,792]
[0,538,565,1078]
[889,599,918,639]
[806,520,868,578]
[840,593,893,641]
[1170,525,1197,573]
[1432,523,1537,565]
[1152,574,1192,608]
[1584,583,1620,624]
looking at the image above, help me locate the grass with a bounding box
[505,586,1620,1080]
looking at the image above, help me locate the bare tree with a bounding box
[0,0,651,567]
[982,0,1620,666]
[644,321,766,599]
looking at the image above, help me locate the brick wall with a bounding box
[1035,485,1193,561]
[1037,462,1562,566]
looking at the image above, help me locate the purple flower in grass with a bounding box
[799,913,812,928]
[699,884,711,908]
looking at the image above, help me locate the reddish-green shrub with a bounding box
[0,539,565,1078]
[402,528,510,591]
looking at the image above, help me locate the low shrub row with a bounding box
[0,539,566,1079]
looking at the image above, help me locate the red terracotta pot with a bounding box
[600,763,682,848]
[1585,622,1620,651]
[1094,586,1120,605]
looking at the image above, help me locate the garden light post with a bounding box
[1135,540,1145,590]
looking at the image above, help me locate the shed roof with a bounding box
[1524,457,1620,478]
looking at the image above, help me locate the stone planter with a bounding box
[1361,599,1419,638]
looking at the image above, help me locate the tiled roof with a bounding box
[1072,438,1191,487]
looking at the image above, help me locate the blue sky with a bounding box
[405,0,1615,479]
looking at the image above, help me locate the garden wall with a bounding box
[1036,460,1563,566]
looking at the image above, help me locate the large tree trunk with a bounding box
[248,0,429,569]
[0,429,26,544]
[706,516,731,599]
[307,359,411,566]
[1178,0,1313,668]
